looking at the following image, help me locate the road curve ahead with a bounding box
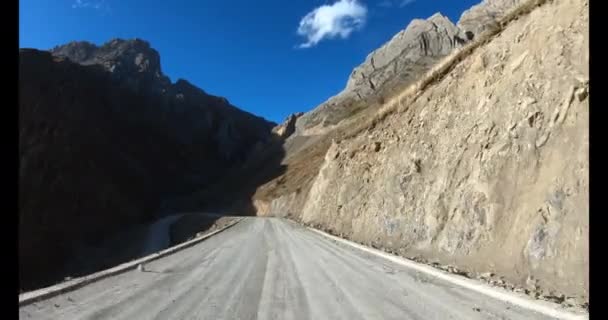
[20,217,566,320]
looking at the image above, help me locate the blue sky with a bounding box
[20,0,479,123]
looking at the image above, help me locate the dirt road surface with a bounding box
[19,217,579,320]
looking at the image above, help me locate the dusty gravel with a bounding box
[19,217,578,320]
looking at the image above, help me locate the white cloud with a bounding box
[378,0,416,8]
[297,0,368,49]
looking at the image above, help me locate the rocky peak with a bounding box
[47,38,275,162]
[51,38,170,94]
[428,13,461,34]
[458,0,526,38]
[96,38,161,74]
[294,11,466,135]
[346,12,463,91]
[51,38,160,73]
[294,0,526,135]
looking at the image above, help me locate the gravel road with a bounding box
[19,217,567,320]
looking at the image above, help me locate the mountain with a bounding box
[248,0,589,304]
[18,0,588,307]
[294,0,527,136]
[19,39,275,290]
[50,38,171,96]
[458,0,526,36]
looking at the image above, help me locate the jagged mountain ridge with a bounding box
[51,39,276,162]
[50,38,171,95]
[294,0,525,135]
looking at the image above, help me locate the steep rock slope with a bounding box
[256,0,588,302]
[19,41,274,290]
[294,13,465,135]
[50,39,274,162]
[294,0,527,136]
[49,39,170,95]
[458,0,525,36]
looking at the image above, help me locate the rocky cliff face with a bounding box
[19,40,275,290]
[294,0,528,136]
[253,0,588,304]
[458,0,525,37]
[50,39,275,163]
[50,38,171,95]
[345,13,464,95]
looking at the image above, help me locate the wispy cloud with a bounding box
[296,0,367,49]
[72,0,109,11]
[378,0,416,8]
